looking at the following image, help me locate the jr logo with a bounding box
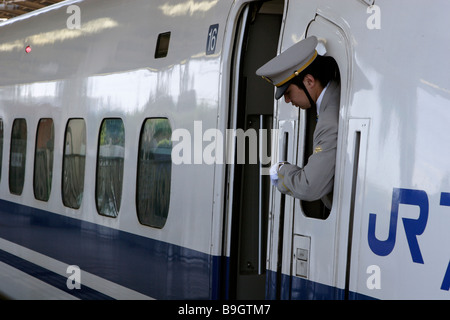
[368,188,429,264]
[368,189,450,292]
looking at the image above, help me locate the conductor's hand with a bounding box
[270,163,279,186]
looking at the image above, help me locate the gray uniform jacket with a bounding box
[277,80,340,207]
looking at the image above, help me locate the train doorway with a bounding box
[225,0,284,300]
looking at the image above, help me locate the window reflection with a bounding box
[34,118,54,201]
[136,118,172,228]
[96,118,125,217]
[9,119,27,195]
[62,119,86,209]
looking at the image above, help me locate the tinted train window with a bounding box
[96,119,125,217]
[34,119,54,201]
[136,118,172,228]
[155,32,171,59]
[9,119,27,195]
[62,119,86,209]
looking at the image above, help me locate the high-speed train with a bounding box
[0,0,450,300]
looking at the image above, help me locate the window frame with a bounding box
[9,118,27,196]
[136,117,173,229]
[95,118,125,218]
[33,118,55,202]
[154,32,171,59]
[61,118,86,209]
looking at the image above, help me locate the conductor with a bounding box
[256,36,340,209]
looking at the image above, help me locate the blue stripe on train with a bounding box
[266,270,377,300]
[0,199,376,300]
[0,199,220,299]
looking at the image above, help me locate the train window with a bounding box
[154,32,171,59]
[62,119,86,209]
[9,119,27,195]
[34,118,54,202]
[95,118,125,218]
[136,118,172,228]
[0,119,3,182]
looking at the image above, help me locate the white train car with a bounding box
[0,0,449,300]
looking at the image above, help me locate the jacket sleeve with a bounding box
[277,148,336,201]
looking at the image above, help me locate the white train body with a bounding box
[0,0,449,299]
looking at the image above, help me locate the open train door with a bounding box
[223,0,285,299]
[287,13,355,299]
[265,3,370,299]
[300,10,374,300]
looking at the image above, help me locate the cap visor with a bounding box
[275,82,290,100]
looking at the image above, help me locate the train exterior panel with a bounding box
[0,0,449,300]
[0,0,233,299]
[274,0,450,300]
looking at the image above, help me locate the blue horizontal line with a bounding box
[0,199,216,299]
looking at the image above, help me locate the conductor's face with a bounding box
[283,74,323,109]
[283,83,312,110]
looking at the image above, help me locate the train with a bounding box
[0,0,450,300]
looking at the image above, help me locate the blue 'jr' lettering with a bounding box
[440,193,450,291]
[368,188,429,264]
[441,261,450,291]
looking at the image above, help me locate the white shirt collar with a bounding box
[316,82,330,116]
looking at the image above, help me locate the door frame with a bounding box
[221,0,286,300]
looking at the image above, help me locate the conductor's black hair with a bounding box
[291,55,340,88]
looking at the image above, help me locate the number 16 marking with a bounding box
[206,24,219,55]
